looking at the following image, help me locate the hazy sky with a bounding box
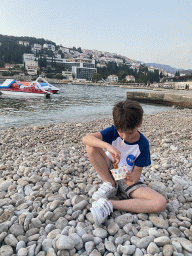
[0,0,192,69]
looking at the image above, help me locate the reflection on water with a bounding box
[0,84,174,129]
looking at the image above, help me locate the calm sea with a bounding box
[0,84,174,130]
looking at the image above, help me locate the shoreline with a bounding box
[0,109,192,254]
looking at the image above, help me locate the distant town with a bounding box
[0,35,191,85]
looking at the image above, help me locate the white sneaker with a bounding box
[90,198,113,225]
[92,182,118,200]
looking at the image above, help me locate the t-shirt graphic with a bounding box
[126,154,136,166]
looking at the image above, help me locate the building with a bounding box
[125,75,135,82]
[59,47,70,53]
[33,44,42,51]
[148,66,155,72]
[62,71,73,81]
[107,75,118,83]
[72,65,97,80]
[25,60,38,75]
[23,53,36,62]
[43,43,55,51]
[18,41,29,47]
[63,59,95,71]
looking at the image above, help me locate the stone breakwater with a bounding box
[0,109,192,256]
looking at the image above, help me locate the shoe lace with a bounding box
[97,182,112,194]
[99,199,113,216]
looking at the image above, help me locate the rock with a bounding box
[0,180,12,191]
[133,248,144,256]
[56,235,75,250]
[107,221,120,235]
[149,215,169,229]
[9,223,25,237]
[4,234,18,247]
[163,244,174,256]
[179,238,192,252]
[172,176,188,186]
[147,242,160,254]
[29,174,41,183]
[154,236,171,246]
[85,241,95,254]
[115,213,134,228]
[69,233,84,250]
[137,236,153,249]
[0,245,14,256]
[93,228,108,239]
[42,239,53,252]
[47,229,61,239]
[16,241,26,252]
[105,241,117,253]
[73,200,88,211]
[121,245,136,254]
[17,248,28,256]
[47,248,57,256]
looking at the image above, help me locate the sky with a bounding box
[0,0,192,70]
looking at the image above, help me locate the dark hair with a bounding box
[113,100,143,131]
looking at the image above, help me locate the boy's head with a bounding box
[113,100,143,131]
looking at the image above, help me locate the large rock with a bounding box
[149,215,169,229]
[115,213,134,228]
[56,235,75,250]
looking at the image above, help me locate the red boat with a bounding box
[0,77,60,98]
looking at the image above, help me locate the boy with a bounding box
[82,100,167,225]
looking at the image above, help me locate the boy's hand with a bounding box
[126,172,133,182]
[124,172,134,186]
[106,145,121,164]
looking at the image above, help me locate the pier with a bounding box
[126,89,192,108]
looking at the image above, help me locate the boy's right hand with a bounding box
[106,144,121,164]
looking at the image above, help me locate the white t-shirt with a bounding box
[100,125,151,181]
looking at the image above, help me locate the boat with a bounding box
[0,77,60,98]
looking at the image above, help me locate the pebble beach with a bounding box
[0,108,192,256]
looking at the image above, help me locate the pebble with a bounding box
[0,109,191,255]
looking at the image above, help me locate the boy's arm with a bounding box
[125,166,143,186]
[82,132,121,163]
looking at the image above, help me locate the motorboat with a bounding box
[0,77,60,98]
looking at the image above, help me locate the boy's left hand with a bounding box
[126,172,133,182]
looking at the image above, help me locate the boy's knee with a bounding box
[154,195,167,213]
[86,145,100,158]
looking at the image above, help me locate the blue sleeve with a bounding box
[135,141,151,167]
[100,125,117,145]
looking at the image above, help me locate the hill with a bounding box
[145,63,185,73]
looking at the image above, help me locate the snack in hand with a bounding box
[111,165,129,180]
[112,161,118,169]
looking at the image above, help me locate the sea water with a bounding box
[0,84,174,129]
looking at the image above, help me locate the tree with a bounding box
[55,73,64,79]
[175,71,180,76]
[92,72,102,82]
[77,47,82,53]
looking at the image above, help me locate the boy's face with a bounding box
[117,125,141,143]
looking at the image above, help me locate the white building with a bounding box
[19,41,29,47]
[107,75,118,83]
[23,53,36,62]
[59,47,70,53]
[148,66,155,72]
[25,60,38,75]
[62,71,73,81]
[43,43,55,51]
[125,75,135,82]
[33,44,42,51]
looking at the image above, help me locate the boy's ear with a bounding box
[138,121,142,127]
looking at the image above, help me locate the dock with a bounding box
[126,89,192,108]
